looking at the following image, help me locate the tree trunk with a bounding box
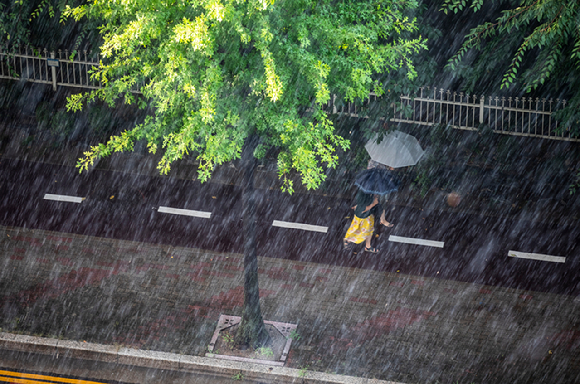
[234,134,271,349]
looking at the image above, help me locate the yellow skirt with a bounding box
[344,214,375,244]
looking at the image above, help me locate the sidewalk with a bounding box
[1,224,579,383]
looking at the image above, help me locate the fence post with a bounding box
[50,51,57,91]
[479,95,484,124]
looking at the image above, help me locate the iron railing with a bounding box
[0,46,101,91]
[1,47,576,142]
[326,88,575,142]
[388,87,575,142]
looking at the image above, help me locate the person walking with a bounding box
[343,191,381,253]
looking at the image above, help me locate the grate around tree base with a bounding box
[205,314,297,366]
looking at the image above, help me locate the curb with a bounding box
[0,332,405,384]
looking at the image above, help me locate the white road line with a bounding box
[158,206,212,219]
[388,235,444,248]
[508,250,565,263]
[43,194,84,204]
[272,220,328,233]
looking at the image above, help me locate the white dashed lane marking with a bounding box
[43,194,84,203]
[388,235,444,248]
[272,220,328,233]
[158,206,212,219]
[508,250,565,263]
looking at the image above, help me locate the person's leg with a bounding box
[343,238,355,250]
[365,235,372,248]
[364,235,378,252]
[380,209,394,227]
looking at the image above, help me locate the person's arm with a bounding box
[362,195,378,213]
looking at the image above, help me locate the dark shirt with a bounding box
[354,191,374,219]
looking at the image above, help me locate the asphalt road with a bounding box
[1,158,578,296]
[0,349,254,384]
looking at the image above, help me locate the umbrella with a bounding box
[365,130,425,168]
[354,168,400,195]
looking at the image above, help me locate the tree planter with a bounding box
[205,315,297,366]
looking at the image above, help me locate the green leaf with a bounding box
[59,0,426,194]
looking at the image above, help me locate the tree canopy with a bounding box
[64,0,426,192]
[442,0,580,133]
[0,0,92,52]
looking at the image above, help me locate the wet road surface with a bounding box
[1,158,578,296]
[0,349,261,384]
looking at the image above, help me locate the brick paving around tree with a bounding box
[0,224,579,384]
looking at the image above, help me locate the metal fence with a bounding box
[388,87,576,142]
[1,47,576,142]
[0,46,101,91]
[327,88,576,142]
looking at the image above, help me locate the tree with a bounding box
[0,0,96,53]
[0,0,54,46]
[441,0,580,134]
[64,0,426,348]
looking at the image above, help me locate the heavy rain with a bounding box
[0,0,579,383]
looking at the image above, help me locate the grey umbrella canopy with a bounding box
[365,130,425,168]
